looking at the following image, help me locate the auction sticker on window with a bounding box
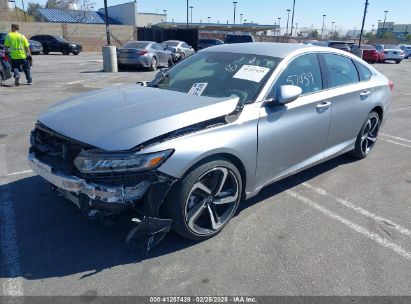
[188,83,208,96]
[233,65,270,83]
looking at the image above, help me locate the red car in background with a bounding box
[351,44,384,64]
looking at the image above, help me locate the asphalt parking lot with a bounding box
[0,53,411,296]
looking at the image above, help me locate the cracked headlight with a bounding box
[74,149,174,174]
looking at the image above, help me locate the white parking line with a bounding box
[301,182,411,237]
[380,138,411,149]
[285,189,411,261]
[6,170,33,177]
[0,189,24,296]
[380,133,411,143]
[391,107,411,111]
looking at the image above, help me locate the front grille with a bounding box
[30,123,153,186]
[30,122,94,175]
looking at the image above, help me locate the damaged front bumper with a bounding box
[28,152,151,204]
[28,152,177,251]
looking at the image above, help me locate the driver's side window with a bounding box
[267,53,323,99]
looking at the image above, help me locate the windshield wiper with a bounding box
[147,69,170,88]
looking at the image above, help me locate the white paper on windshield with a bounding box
[233,65,270,83]
[188,83,208,96]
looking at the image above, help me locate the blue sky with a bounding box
[32,0,410,30]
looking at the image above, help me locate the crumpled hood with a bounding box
[38,85,239,151]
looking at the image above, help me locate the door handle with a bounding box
[316,101,331,110]
[360,90,371,98]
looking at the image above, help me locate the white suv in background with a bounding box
[375,44,405,64]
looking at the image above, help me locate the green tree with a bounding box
[406,34,411,42]
[382,32,394,39]
[309,30,319,39]
[364,32,374,39]
[27,2,43,20]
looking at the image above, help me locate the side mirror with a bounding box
[265,85,302,106]
[275,85,302,105]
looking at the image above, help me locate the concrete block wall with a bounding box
[0,21,135,52]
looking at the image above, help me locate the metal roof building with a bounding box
[37,8,121,24]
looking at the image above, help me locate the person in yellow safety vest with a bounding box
[4,24,33,86]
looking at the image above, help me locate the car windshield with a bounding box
[122,42,149,49]
[225,35,253,43]
[385,45,400,49]
[154,52,280,104]
[53,35,68,43]
[164,41,180,47]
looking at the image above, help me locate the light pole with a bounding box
[163,10,167,21]
[358,0,369,48]
[20,0,26,21]
[381,10,388,38]
[208,16,211,23]
[290,0,296,36]
[295,22,298,35]
[233,1,238,24]
[331,21,335,37]
[278,17,281,36]
[190,6,193,23]
[240,13,243,24]
[103,0,110,45]
[285,9,291,36]
[321,14,326,39]
[371,24,374,34]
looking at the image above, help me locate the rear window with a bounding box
[164,41,180,47]
[357,63,372,81]
[225,35,253,43]
[122,42,150,49]
[385,45,400,49]
[329,42,349,48]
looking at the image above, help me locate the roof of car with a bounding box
[201,42,311,58]
[164,40,182,43]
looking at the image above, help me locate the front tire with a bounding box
[163,159,242,241]
[395,60,401,64]
[349,111,380,159]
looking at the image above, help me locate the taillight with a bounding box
[138,51,148,55]
[389,80,394,92]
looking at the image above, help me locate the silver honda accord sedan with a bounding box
[28,43,392,248]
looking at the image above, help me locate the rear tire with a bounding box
[395,60,401,64]
[349,111,380,159]
[43,49,49,55]
[148,57,157,71]
[72,51,79,55]
[163,158,242,241]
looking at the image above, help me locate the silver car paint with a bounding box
[117,41,170,67]
[141,45,391,198]
[36,43,391,200]
[38,85,239,151]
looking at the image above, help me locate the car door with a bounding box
[320,53,373,155]
[152,43,167,65]
[257,53,332,184]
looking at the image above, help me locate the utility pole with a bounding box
[321,14,326,40]
[290,0,296,36]
[240,13,243,24]
[208,16,211,23]
[233,1,237,24]
[20,0,26,21]
[186,0,189,28]
[381,10,388,38]
[358,0,369,48]
[331,21,335,37]
[103,0,110,45]
[285,9,291,36]
[190,6,193,23]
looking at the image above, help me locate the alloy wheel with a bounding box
[185,167,240,235]
[361,115,379,155]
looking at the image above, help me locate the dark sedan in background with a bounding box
[117,41,172,71]
[198,38,224,50]
[328,41,351,52]
[30,34,82,55]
